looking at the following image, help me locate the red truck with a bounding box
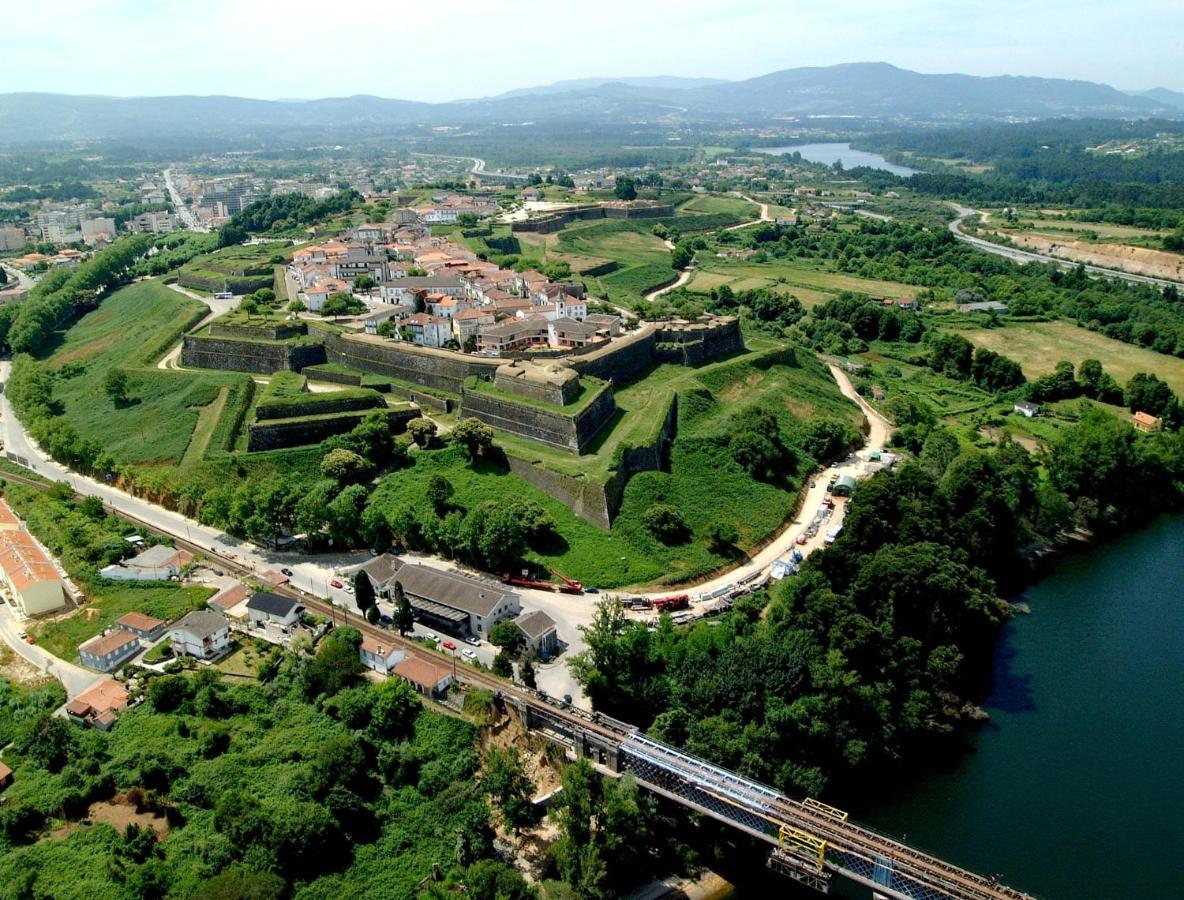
[651,594,690,613]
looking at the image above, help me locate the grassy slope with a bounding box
[44,280,254,465]
[688,258,926,303]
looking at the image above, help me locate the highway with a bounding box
[410,153,527,182]
[948,204,1181,288]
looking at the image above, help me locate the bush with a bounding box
[643,503,690,544]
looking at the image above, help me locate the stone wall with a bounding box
[570,328,657,384]
[503,393,678,529]
[211,322,308,341]
[494,367,580,406]
[254,394,385,421]
[323,333,498,393]
[459,382,616,453]
[246,406,419,452]
[181,335,327,374]
[178,272,273,294]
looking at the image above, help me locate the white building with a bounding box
[100,544,193,581]
[169,610,232,660]
[244,592,304,629]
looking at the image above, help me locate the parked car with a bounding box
[585,586,599,594]
[329,579,343,589]
[442,640,457,651]
[343,584,354,594]
[425,632,438,642]
[16,630,27,640]
[795,533,808,546]
[280,567,294,577]
[24,635,34,645]
[464,636,480,647]
[379,614,393,626]
[462,649,477,660]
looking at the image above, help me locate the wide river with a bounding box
[759,142,918,177]
[735,515,1184,899]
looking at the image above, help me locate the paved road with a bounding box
[0,604,102,698]
[163,168,205,232]
[948,204,1181,288]
[1,263,37,292]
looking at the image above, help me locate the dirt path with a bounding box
[644,267,694,301]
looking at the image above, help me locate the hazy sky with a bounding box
[6,0,1183,99]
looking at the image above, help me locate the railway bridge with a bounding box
[520,699,1030,900]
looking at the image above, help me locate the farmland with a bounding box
[954,319,1184,396]
[686,258,926,305]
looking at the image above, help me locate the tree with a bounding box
[520,654,537,689]
[613,176,637,201]
[306,628,364,697]
[353,274,376,293]
[103,368,129,406]
[321,292,362,319]
[195,867,287,900]
[148,675,192,713]
[408,417,437,448]
[240,295,260,318]
[643,503,688,544]
[707,521,739,553]
[392,580,414,635]
[452,417,494,459]
[367,677,420,740]
[320,448,373,483]
[353,570,375,617]
[489,620,525,657]
[288,299,306,313]
[492,650,513,678]
[481,747,541,833]
[426,473,454,514]
[670,243,693,271]
[1125,372,1177,417]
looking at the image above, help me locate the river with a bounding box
[728,515,1184,899]
[759,142,918,177]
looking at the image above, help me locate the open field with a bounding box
[556,223,670,266]
[687,258,925,304]
[954,320,1184,396]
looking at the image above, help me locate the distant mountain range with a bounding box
[1130,87,1184,110]
[0,63,1176,145]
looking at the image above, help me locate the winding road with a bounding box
[948,204,1181,288]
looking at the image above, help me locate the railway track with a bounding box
[2,465,1028,898]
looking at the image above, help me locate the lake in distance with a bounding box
[759,142,918,176]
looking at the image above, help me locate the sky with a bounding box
[5,0,1183,99]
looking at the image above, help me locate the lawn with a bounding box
[556,223,671,267]
[677,194,759,219]
[954,320,1184,396]
[42,279,255,465]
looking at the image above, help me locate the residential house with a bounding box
[169,610,232,660]
[363,304,414,335]
[401,313,452,348]
[515,610,559,657]
[582,313,622,336]
[548,317,602,349]
[65,679,129,730]
[379,275,465,304]
[99,544,193,581]
[359,634,404,675]
[116,612,167,641]
[303,278,351,313]
[452,308,496,346]
[1013,401,1040,418]
[393,564,520,638]
[359,553,405,598]
[245,592,304,629]
[352,223,391,242]
[333,247,389,283]
[1133,411,1163,433]
[958,301,1010,314]
[392,657,453,697]
[0,762,12,791]
[208,582,251,617]
[478,317,548,353]
[78,629,141,672]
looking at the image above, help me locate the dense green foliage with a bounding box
[218,190,360,244]
[571,411,1184,799]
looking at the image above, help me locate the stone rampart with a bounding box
[570,328,657,384]
[254,394,385,421]
[181,335,327,374]
[211,322,308,341]
[459,382,616,453]
[323,333,498,393]
[246,407,419,452]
